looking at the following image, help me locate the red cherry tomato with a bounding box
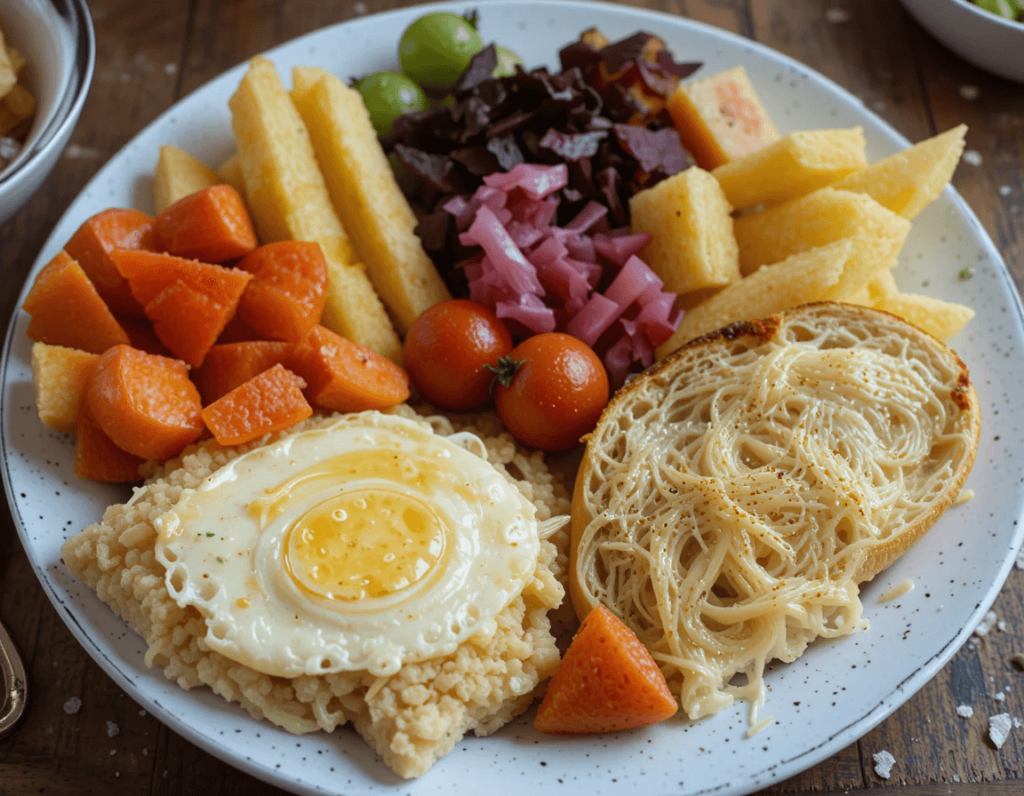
[403,299,513,410]
[492,333,609,452]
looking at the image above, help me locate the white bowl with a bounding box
[0,0,95,226]
[901,0,1024,83]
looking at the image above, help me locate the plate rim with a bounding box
[3,1,1023,794]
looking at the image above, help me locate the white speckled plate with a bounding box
[3,1,1022,794]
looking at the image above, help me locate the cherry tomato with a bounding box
[492,333,609,452]
[403,299,513,410]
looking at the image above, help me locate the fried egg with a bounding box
[153,412,541,678]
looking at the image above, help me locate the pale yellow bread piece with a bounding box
[629,165,739,295]
[833,125,967,220]
[571,302,980,721]
[875,292,975,342]
[62,407,569,779]
[734,187,911,276]
[228,56,401,362]
[153,145,224,214]
[216,153,247,202]
[291,67,450,333]
[835,267,974,342]
[31,342,99,435]
[712,127,867,211]
[656,238,857,354]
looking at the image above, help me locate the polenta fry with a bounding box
[655,238,857,355]
[229,57,354,257]
[833,125,966,220]
[630,165,739,295]
[874,292,974,341]
[712,128,867,211]
[291,66,450,333]
[734,188,911,278]
[153,144,224,213]
[229,56,402,363]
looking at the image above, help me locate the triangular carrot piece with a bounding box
[534,605,677,734]
[22,251,130,354]
[143,279,243,368]
[155,184,258,262]
[110,249,251,307]
[192,340,293,405]
[201,364,311,446]
[64,208,159,316]
[286,325,409,412]
[236,241,328,342]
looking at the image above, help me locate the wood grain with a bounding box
[1,1,1023,794]
[1,1,198,794]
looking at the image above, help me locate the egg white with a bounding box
[154,412,540,678]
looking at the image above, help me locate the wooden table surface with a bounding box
[1,0,1023,793]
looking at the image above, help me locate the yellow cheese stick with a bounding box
[229,56,402,363]
[291,66,450,333]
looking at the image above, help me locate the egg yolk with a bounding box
[284,489,447,602]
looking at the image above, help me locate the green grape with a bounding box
[494,46,523,78]
[973,0,1020,18]
[354,71,428,137]
[399,12,484,90]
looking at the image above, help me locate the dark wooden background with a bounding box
[1,0,1023,793]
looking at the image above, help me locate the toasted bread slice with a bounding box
[570,302,980,721]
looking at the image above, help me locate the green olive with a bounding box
[494,46,523,78]
[399,12,484,90]
[354,71,428,137]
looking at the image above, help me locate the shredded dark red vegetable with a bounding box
[385,31,701,296]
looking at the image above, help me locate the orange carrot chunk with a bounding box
[286,325,410,412]
[75,400,146,482]
[143,279,245,368]
[192,340,294,405]
[155,184,258,263]
[235,241,329,342]
[201,364,312,446]
[87,344,204,461]
[64,208,159,316]
[534,605,678,734]
[109,249,251,307]
[22,251,131,354]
